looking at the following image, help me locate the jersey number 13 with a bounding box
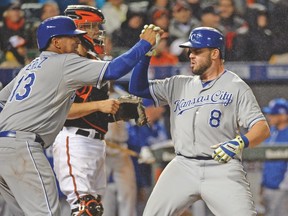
[9,73,36,102]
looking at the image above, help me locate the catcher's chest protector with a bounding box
[64,85,110,133]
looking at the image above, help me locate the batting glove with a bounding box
[141,24,161,56]
[211,135,249,163]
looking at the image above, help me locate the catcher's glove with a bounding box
[113,95,148,126]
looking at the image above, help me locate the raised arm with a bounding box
[103,40,151,80]
[129,56,152,98]
[103,25,164,81]
[103,26,159,80]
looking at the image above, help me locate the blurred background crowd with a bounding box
[1,0,288,68]
[0,1,288,216]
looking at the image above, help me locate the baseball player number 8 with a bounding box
[9,73,35,102]
[209,109,222,127]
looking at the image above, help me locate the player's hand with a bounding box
[138,146,156,164]
[140,24,164,56]
[95,99,120,114]
[211,135,249,163]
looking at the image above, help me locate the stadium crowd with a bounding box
[1,0,288,68]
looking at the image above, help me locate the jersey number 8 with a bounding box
[209,109,222,127]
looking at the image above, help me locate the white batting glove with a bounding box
[211,135,249,163]
[138,146,156,164]
[142,24,161,56]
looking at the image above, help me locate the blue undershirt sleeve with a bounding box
[103,40,151,80]
[129,55,152,98]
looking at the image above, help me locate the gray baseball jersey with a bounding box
[0,51,109,147]
[149,70,266,159]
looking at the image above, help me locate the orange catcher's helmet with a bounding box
[65,5,106,55]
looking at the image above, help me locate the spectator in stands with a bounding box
[200,5,225,32]
[168,0,200,62]
[260,98,288,216]
[267,0,288,64]
[101,0,128,36]
[217,0,249,61]
[150,8,170,32]
[30,1,60,49]
[186,0,202,20]
[245,6,273,61]
[40,1,60,21]
[38,0,97,14]
[0,0,12,21]
[147,0,170,20]
[0,35,29,68]
[95,0,106,9]
[0,4,30,52]
[111,10,145,53]
[169,0,200,41]
[150,37,178,67]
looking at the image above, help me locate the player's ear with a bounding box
[51,37,61,50]
[211,48,220,60]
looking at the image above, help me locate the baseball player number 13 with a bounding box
[9,72,36,102]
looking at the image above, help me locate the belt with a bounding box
[75,129,104,140]
[0,130,44,146]
[176,152,213,160]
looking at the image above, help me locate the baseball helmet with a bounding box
[37,16,86,51]
[179,27,225,59]
[262,98,288,115]
[65,5,106,55]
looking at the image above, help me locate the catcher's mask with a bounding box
[65,5,106,55]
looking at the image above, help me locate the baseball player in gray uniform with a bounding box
[129,27,271,216]
[0,15,161,215]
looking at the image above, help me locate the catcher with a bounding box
[52,5,149,216]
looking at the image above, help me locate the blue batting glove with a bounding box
[211,135,249,163]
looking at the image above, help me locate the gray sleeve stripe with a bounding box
[149,83,160,106]
[0,101,4,112]
[248,116,266,130]
[96,61,110,89]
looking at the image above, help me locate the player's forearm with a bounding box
[245,120,270,148]
[67,102,102,119]
[129,56,152,98]
[103,40,151,80]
